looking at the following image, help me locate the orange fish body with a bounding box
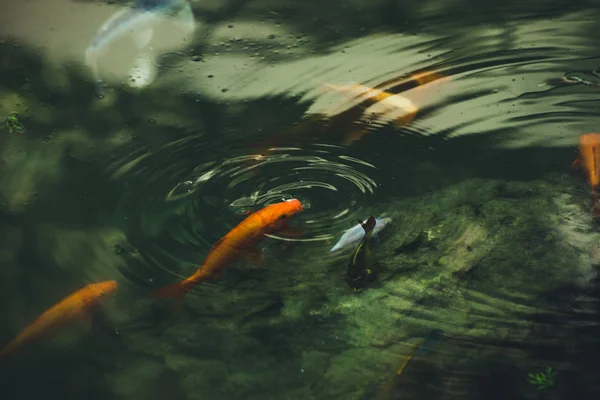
[410,71,446,87]
[320,83,419,145]
[253,72,446,152]
[0,280,118,358]
[150,199,304,306]
[575,133,600,217]
[322,83,418,125]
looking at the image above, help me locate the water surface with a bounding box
[1,0,600,399]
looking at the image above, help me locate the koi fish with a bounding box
[320,71,449,139]
[322,83,419,125]
[310,83,417,145]
[85,0,196,95]
[0,280,118,358]
[149,199,304,307]
[410,71,447,87]
[346,216,377,292]
[251,73,446,152]
[573,133,600,218]
[330,217,392,252]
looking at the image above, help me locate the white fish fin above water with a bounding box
[330,222,364,252]
[89,8,130,47]
[85,7,161,87]
[133,28,155,49]
[88,8,148,50]
[329,217,392,252]
[84,45,104,97]
[85,46,101,80]
[128,50,157,88]
[84,9,133,76]
[85,1,195,93]
[172,2,196,35]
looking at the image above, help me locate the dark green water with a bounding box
[2,0,600,399]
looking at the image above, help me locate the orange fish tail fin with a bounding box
[0,339,20,358]
[149,279,195,310]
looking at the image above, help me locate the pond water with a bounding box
[1,0,600,399]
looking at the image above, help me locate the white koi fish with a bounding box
[85,0,196,96]
[330,217,392,253]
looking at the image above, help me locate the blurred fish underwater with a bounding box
[85,0,196,96]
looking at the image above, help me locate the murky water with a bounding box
[2,0,600,399]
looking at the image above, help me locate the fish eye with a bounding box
[278,214,288,220]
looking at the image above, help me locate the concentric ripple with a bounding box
[165,145,378,241]
[109,142,379,288]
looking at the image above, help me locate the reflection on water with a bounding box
[2,0,600,399]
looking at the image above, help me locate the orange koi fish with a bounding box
[573,133,600,217]
[0,280,118,358]
[251,72,446,152]
[321,83,419,144]
[251,85,409,151]
[410,71,447,87]
[320,69,449,134]
[322,83,418,124]
[149,198,304,307]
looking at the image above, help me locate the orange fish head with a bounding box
[85,280,118,301]
[262,198,304,231]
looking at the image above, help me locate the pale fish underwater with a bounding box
[330,217,392,252]
[85,0,196,96]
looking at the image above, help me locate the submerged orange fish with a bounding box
[322,83,418,124]
[573,133,600,217]
[0,280,118,358]
[319,71,449,138]
[321,83,419,144]
[252,72,446,152]
[150,198,304,307]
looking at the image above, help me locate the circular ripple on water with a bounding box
[112,143,379,288]
[153,50,192,73]
[166,144,378,241]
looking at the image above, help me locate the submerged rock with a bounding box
[2,170,598,399]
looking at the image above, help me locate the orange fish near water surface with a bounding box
[251,72,448,153]
[320,82,419,144]
[150,198,304,307]
[574,133,600,218]
[0,280,118,358]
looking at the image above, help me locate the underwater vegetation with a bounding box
[528,367,558,391]
[2,112,25,135]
